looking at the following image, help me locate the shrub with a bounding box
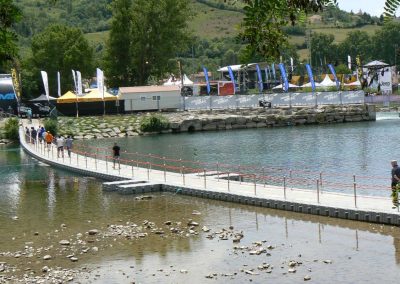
[140,114,169,132]
[44,118,58,136]
[4,118,19,140]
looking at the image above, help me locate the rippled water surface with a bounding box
[1,121,400,283]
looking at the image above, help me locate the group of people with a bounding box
[25,126,73,158]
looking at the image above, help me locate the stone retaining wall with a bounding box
[58,104,376,139]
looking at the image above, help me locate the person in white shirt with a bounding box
[56,136,65,158]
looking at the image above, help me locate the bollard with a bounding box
[254,174,257,195]
[204,169,206,188]
[131,160,134,178]
[228,172,230,192]
[283,176,287,200]
[163,157,166,182]
[147,162,150,180]
[317,179,320,204]
[182,166,185,185]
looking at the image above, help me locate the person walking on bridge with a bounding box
[112,142,120,169]
[65,136,73,158]
[391,160,400,208]
[45,131,53,150]
[56,136,65,158]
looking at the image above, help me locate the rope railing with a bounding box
[21,131,397,212]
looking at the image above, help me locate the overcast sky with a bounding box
[337,0,386,17]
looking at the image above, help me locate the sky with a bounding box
[337,0,386,17]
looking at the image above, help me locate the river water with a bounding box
[1,119,400,283]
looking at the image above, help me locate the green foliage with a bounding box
[44,118,58,136]
[22,24,93,98]
[384,0,400,22]
[0,0,22,71]
[140,115,169,132]
[4,118,19,140]
[104,0,192,87]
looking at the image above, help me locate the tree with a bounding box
[0,0,22,71]
[104,0,191,87]
[238,0,337,61]
[310,33,337,68]
[338,31,372,64]
[103,0,134,87]
[130,0,192,85]
[23,24,93,98]
[372,21,400,67]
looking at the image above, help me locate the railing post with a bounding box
[239,165,241,184]
[51,145,53,159]
[131,160,134,178]
[106,156,108,173]
[94,154,97,170]
[217,162,219,182]
[76,151,79,166]
[320,172,323,194]
[283,176,287,200]
[136,152,139,168]
[254,174,257,196]
[149,154,152,171]
[180,159,183,175]
[353,174,357,208]
[163,157,167,182]
[118,160,121,175]
[147,162,150,180]
[85,152,87,168]
[263,167,266,187]
[289,169,292,190]
[203,169,206,188]
[182,166,185,185]
[317,179,320,204]
[227,172,230,192]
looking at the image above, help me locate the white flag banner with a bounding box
[76,71,83,96]
[96,68,104,100]
[290,57,294,73]
[348,55,351,71]
[57,71,61,97]
[72,69,77,93]
[40,71,49,101]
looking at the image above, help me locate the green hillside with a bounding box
[13,0,383,62]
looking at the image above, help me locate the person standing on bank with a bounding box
[112,142,120,169]
[65,136,73,158]
[391,160,400,208]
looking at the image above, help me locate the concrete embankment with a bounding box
[57,105,376,139]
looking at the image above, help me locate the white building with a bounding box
[119,85,181,112]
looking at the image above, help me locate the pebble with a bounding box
[180,269,188,273]
[202,226,210,232]
[323,260,332,264]
[70,257,78,262]
[59,240,71,246]
[288,268,296,273]
[88,229,99,236]
[42,266,49,273]
[43,255,52,260]
[164,221,172,226]
[304,275,311,281]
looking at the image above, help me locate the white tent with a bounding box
[319,74,337,87]
[364,60,389,68]
[272,83,299,89]
[163,74,193,86]
[301,81,322,88]
[344,80,361,86]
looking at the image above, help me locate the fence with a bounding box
[23,131,398,212]
[183,91,365,110]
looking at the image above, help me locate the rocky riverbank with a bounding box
[56,105,376,140]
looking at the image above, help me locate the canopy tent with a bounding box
[30,94,57,101]
[80,89,118,102]
[163,74,193,86]
[272,83,299,89]
[301,81,322,88]
[57,91,79,104]
[363,60,389,69]
[344,80,361,86]
[319,74,337,87]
